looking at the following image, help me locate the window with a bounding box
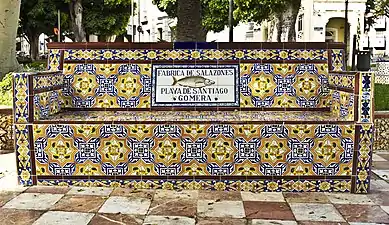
[158,28,163,40]
[298,15,303,32]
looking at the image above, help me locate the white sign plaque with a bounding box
[152,65,239,107]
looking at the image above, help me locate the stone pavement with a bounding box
[0,152,388,225]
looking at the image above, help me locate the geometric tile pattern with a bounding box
[329,73,356,89]
[331,49,346,72]
[34,90,62,121]
[63,49,329,61]
[240,63,329,108]
[33,124,355,177]
[330,90,355,121]
[14,124,33,186]
[13,73,30,123]
[354,124,374,194]
[47,49,61,72]
[62,64,151,108]
[358,72,374,123]
[33,72,64,90]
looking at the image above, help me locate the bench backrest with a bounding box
[47,42,347,110]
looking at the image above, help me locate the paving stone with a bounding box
[51,195,106,213]
[298,222,348,225]
[370,179,389,192]
[372,170,389,181]
[3,193,63,210]
[98,196,151,215]
[0,191,20,207]
[25,186,71,194]
[110,188,154,200]
[89,213,144,225]
[154,189,198,199]
[283,192,330,203]
[349,223,389,225]
[381,206,389,214]
[0,208,44,225]
[241,192,285,202]
[326,193,375,205]
[244,201,294,220]
[32,211,94,225]
[367,191,389,206]
[148,197,197,217]
[196,218,247,225]
[377,153,389,161]
[197,200,245,218]
[289,203,345,222]
[373,162,389,170]
[373,154,388,162]
[335,204,389,224]
[66,187,113,196]
[143,215,195,225]
[251,219,298,225]
[199,190,242,201]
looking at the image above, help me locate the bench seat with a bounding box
[35,110,352,123]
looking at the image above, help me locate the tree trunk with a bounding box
[176,0,204,41]
[30,33,40,61]
[276,13,283,42]
[0,0,21,78]
[287,0,301,41]
[69,0,86,42]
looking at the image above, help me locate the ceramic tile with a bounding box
[66,187,113,196]
[241,192,285,202]
[32,211,94,225]
[3,193,63,210]
[197,200,245,218]
[243,202,294,220]
[335,204,389,224]
[89,213,144,225]
[251,220,297,225]
[98,196,151,215]
[325,193,375,205]
[0,208,44,225]
[143,215,195,225]
[289,203,345,222]
[51,195,106,213]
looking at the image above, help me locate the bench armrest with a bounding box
[328,71,374,123]
[13,71,64,123]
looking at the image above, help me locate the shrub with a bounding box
[375,84,389,111]
[0,73,13,106]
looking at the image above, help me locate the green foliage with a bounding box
[153,0,289,33]
[25,61,48,71]
[0,74,13,106]
[375,0,389,17]
[375,83,389,111]
[83,0,133,37]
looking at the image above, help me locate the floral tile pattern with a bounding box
[32,124,355,178]
[329,73,356,89]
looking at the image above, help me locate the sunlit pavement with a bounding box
[0,152,389,225]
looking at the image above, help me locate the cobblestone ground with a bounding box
[0,152,389,225]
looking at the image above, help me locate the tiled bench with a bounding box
[13,42,374,193]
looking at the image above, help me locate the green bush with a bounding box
[24,61,47,71]
[0,73,13,106]
[374,83,389,111]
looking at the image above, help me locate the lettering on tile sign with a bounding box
[152,65,240,107]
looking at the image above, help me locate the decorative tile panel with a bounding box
[331,49,345,72]
[48,49,61,71]
[358,72,375,123]
[34,90,63,121]
[240,63,329,108]
[13,73,30,123]
[33,124,355,177]
[63,49,328,62]
[15,124,33,185]
[62,64,151,108]
[329,73,356,89]
[33,72,64,91]
[330,90,355,121]
[355,124,373,194]
[37,178,351,192]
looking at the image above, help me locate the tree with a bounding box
[0,0,21,77]
[375,0,389,17]
[19,0,69,61]
[176,0,203,41]
[153,0,297,42]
